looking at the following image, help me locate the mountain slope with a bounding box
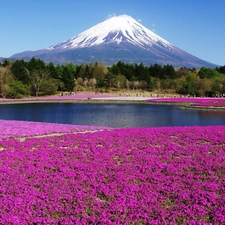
[47,15,174,52]
[11,15,217,68]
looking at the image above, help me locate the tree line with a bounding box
[0,58,225,98]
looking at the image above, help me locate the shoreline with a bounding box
[1,96,225,111]
[0,99,149,105]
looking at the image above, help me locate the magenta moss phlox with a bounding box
[0,125,224,223]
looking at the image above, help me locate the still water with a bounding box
[0,103,225,128]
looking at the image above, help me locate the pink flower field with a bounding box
[0,120,108,139]
[148,97,225,108]
[0,120,225,224]
[0,93,118,103]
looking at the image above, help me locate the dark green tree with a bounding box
[109,64,120,75]
[55,65,63,80]
[162,64,176,79]
[216,65,225,74]
[28,57,46,71]
[198,67,221,79]
[47,62,58,79]
[11,60,29,84]
[149,64,163,78]
[104,71,114,88]
[61,67,75,91]
[135,63,148,81]
[65,63,77,75]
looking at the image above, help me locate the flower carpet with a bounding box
[0,93,118,103]
[147,97,225,108]
[0,120,225,224]
[0,120,107,139]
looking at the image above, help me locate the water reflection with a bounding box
[0,103,225,128]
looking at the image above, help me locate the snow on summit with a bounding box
[48,15,174,51]
[11,14,217,68]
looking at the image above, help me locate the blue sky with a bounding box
[1,0,225,66]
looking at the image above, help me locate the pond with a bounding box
[0,103,225,128]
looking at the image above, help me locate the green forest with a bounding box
[0,58,225,98]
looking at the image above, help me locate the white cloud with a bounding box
[151,24,156,32]
[107,13,116,19]
[138,18,142,22]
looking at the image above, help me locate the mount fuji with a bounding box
[11,15,216,68]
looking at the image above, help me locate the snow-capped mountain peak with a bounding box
[48,14,174,51]
[11,14,217,68]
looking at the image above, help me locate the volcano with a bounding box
[11,15,217,68]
